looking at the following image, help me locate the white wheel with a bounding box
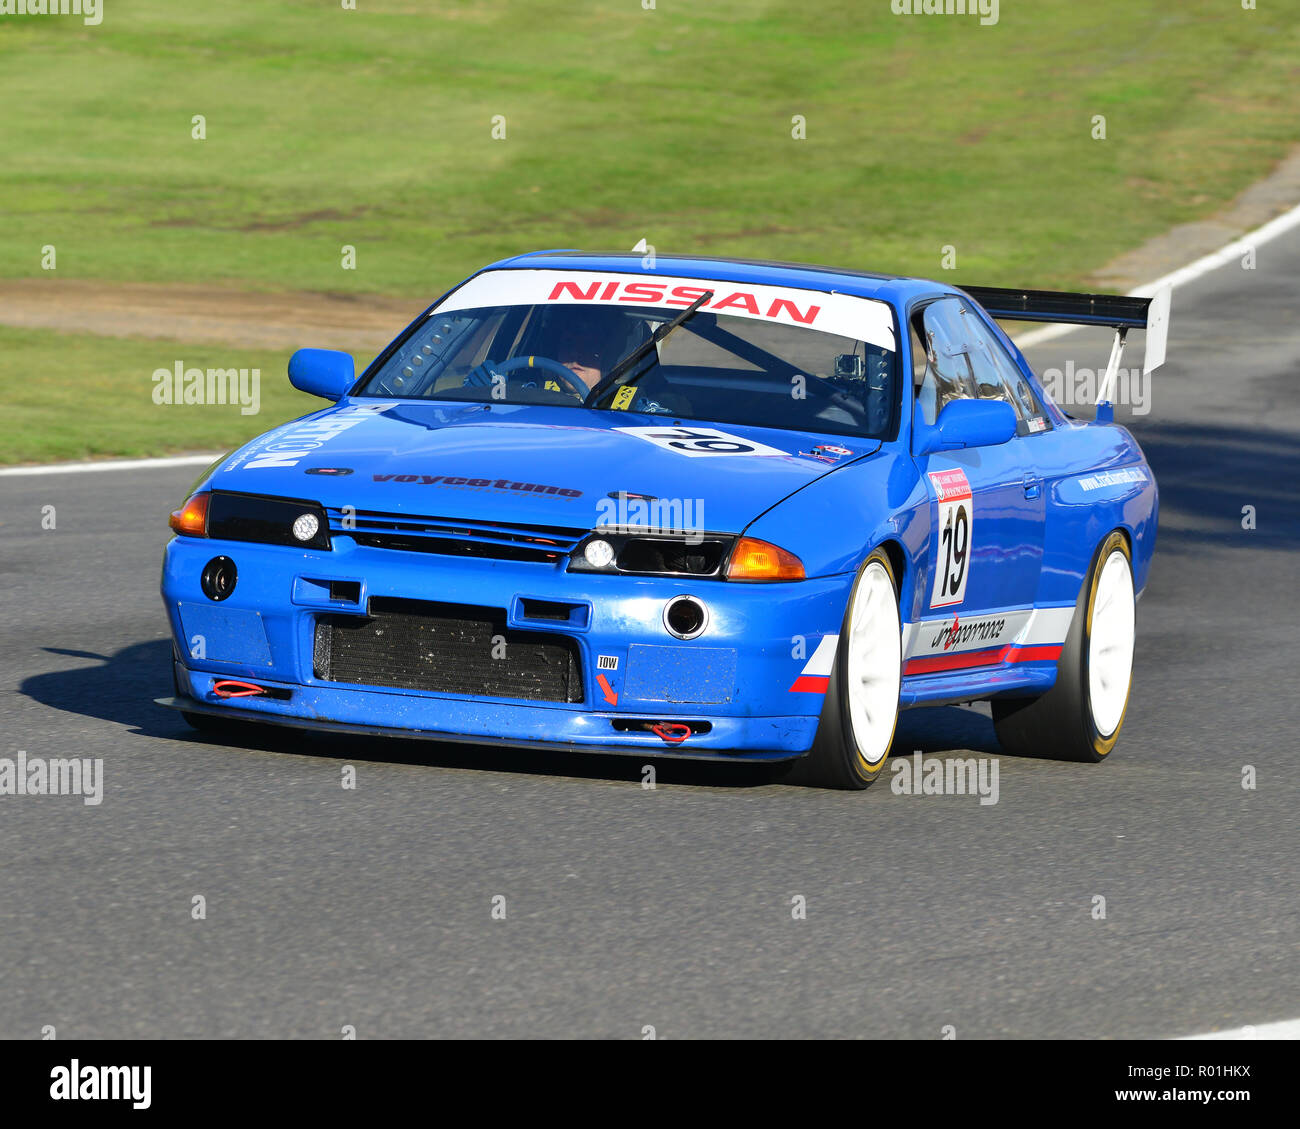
[1087,548,1135,738]
[788,549,902,789]
[845,560,903,767]
[993,529,1136,763]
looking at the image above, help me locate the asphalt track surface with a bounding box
[2,236,1297,1041]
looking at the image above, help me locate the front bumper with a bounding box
[160,535,852,760]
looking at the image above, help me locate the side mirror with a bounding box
[288,348,355,402]
[919,399,1017,454]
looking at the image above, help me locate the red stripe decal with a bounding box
[788,675,831,694]
[905,647,1004,676]
[904,643,1062,677]
[1005,644,1062,664]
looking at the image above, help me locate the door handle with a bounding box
[1023,474,1041,499]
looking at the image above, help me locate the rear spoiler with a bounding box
[962,284,1171,422]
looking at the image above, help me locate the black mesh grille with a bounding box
[327,508,585,564]
[314,598,583,704]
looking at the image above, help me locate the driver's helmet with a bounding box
[530,306,642,374]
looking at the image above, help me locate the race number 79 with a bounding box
[929,469,973,608]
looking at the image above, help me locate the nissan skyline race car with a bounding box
[158,251,1169,788]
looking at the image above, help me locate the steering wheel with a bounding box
[487,355,587,397]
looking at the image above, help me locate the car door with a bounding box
[908,298,1046,668]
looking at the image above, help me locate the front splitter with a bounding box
[155,695,804,765]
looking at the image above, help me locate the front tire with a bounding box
[992,529,1136,762]
[786,549,902,789]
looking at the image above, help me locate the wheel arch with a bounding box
[874,538,907,604]
[1078,522,1133,603]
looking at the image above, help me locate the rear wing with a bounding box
[961,284,1171,422]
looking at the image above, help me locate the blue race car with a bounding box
[159,251,1168,788]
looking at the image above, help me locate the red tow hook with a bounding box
[211,679,269,699]
[651,722,693,745]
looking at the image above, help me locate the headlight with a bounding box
[292,513,321,542]
[567,532,733,577]
[583,538,616,568]
[170,490,332,550]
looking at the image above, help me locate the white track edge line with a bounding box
[1014,197,1300,349]
[0,454,223,477]
[1180,1017,1300,1040]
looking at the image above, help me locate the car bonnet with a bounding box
[209,400,881,533]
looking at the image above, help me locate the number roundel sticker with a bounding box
[614,426,788,458]
[929,468,973,608]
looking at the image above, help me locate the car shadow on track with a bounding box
[22,639,772,789]
[1128,421,1300,550]
[893,704,1003,757]
[21,639,1018,789]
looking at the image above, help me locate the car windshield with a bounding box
[355,269,900,439]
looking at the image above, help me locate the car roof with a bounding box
[482,250,951,306]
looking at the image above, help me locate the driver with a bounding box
[534,307,692,416]
[464,306,692,415]
[462,307,624,393]
[544,308,626,391]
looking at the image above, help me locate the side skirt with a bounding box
[898,603,1072,708]
[899,661,1058,709]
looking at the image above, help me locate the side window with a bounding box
[963,313,1052,436]
[910,321,928,392]
[426,310,512,393]
[914,297,978,426]
[914,297,1050,435]
[991,346,1050,433]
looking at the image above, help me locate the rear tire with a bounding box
[992,529,1135,762]
[785,549,902,789]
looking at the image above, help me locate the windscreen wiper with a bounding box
[583,290,713,408]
